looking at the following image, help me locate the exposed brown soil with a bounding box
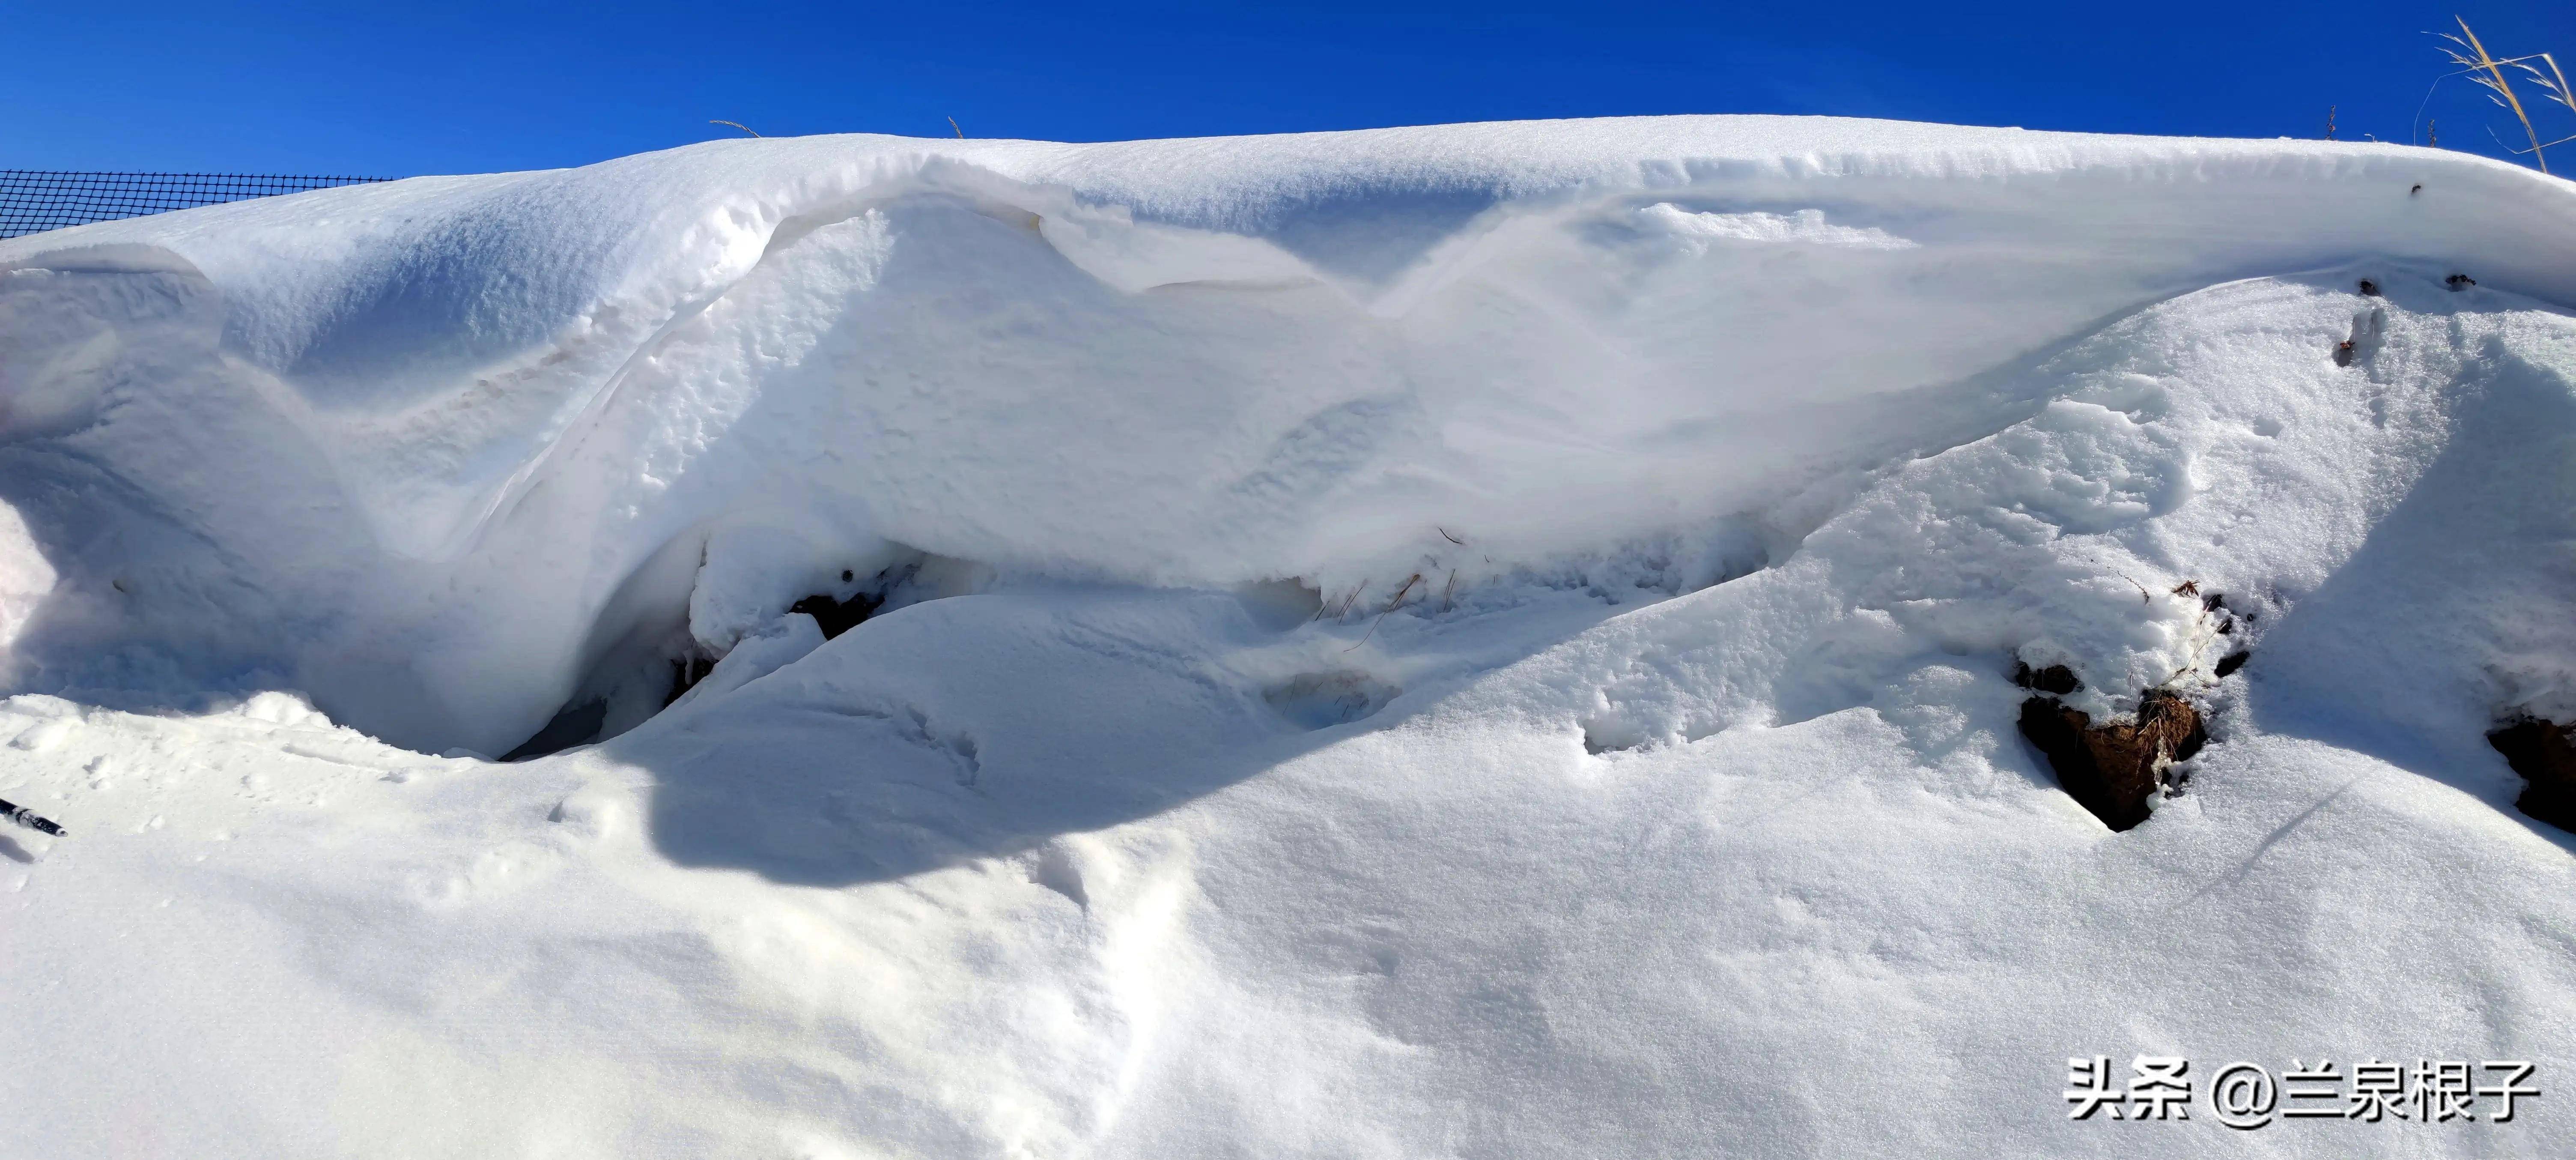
[2487,718,2576,833]
[2018,689,2206,832]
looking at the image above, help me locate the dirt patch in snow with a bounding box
[2018,689,2206,832]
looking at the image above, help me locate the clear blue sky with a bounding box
[6,2,2572,176]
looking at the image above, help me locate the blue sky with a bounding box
[6,2,2573,176]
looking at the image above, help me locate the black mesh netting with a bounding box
[0,170,393,239]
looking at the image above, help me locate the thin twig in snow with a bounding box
[1345,574,1421,652]
[1331,580,1368,620]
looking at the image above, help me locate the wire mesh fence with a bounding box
[0,170,394,239]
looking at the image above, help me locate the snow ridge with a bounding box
[5,117,2571,753]
[5,117,2576,1157]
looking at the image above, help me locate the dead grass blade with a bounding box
[2442,17,2549,172]
[1345,574,1422,652]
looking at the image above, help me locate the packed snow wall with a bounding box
[3,117,2573,755]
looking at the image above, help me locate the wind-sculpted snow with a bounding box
[6,119,2576,1157]
[4,117,2574,753]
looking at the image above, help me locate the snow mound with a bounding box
[6,118,2576,1156]
[4,117,2573,754]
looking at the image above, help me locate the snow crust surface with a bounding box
[4,116,2576,1157]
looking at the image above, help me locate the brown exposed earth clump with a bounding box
[2018,689,2207,832]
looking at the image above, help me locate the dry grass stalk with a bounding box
[1345,574,1422,652]
[2438,17,2568,172]
[1319,580,1368,621]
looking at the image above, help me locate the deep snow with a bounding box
[3,117,2576,1157]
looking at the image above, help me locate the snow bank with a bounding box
[7,116,2576,1157]
[5,117,2574,754]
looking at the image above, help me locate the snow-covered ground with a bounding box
[3,116,2575,1156]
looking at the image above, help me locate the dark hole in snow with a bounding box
[2357,278,2380,297]
[2202,592,2241,640]
[667,655,716,706]
[2486,718,2576,833]
[2447,273,2477,291]
[510,562,915,760]
[1264,671,1400,730]
[2017,689,2206,832]
[2011,660,2081,696]
[502,697,608,761]
[2215,650,2251,678]
[1582,723,1648,755]
[789,589,883,640]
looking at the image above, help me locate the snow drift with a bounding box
[5,117,2575,754]
[6,117,2576,1157]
